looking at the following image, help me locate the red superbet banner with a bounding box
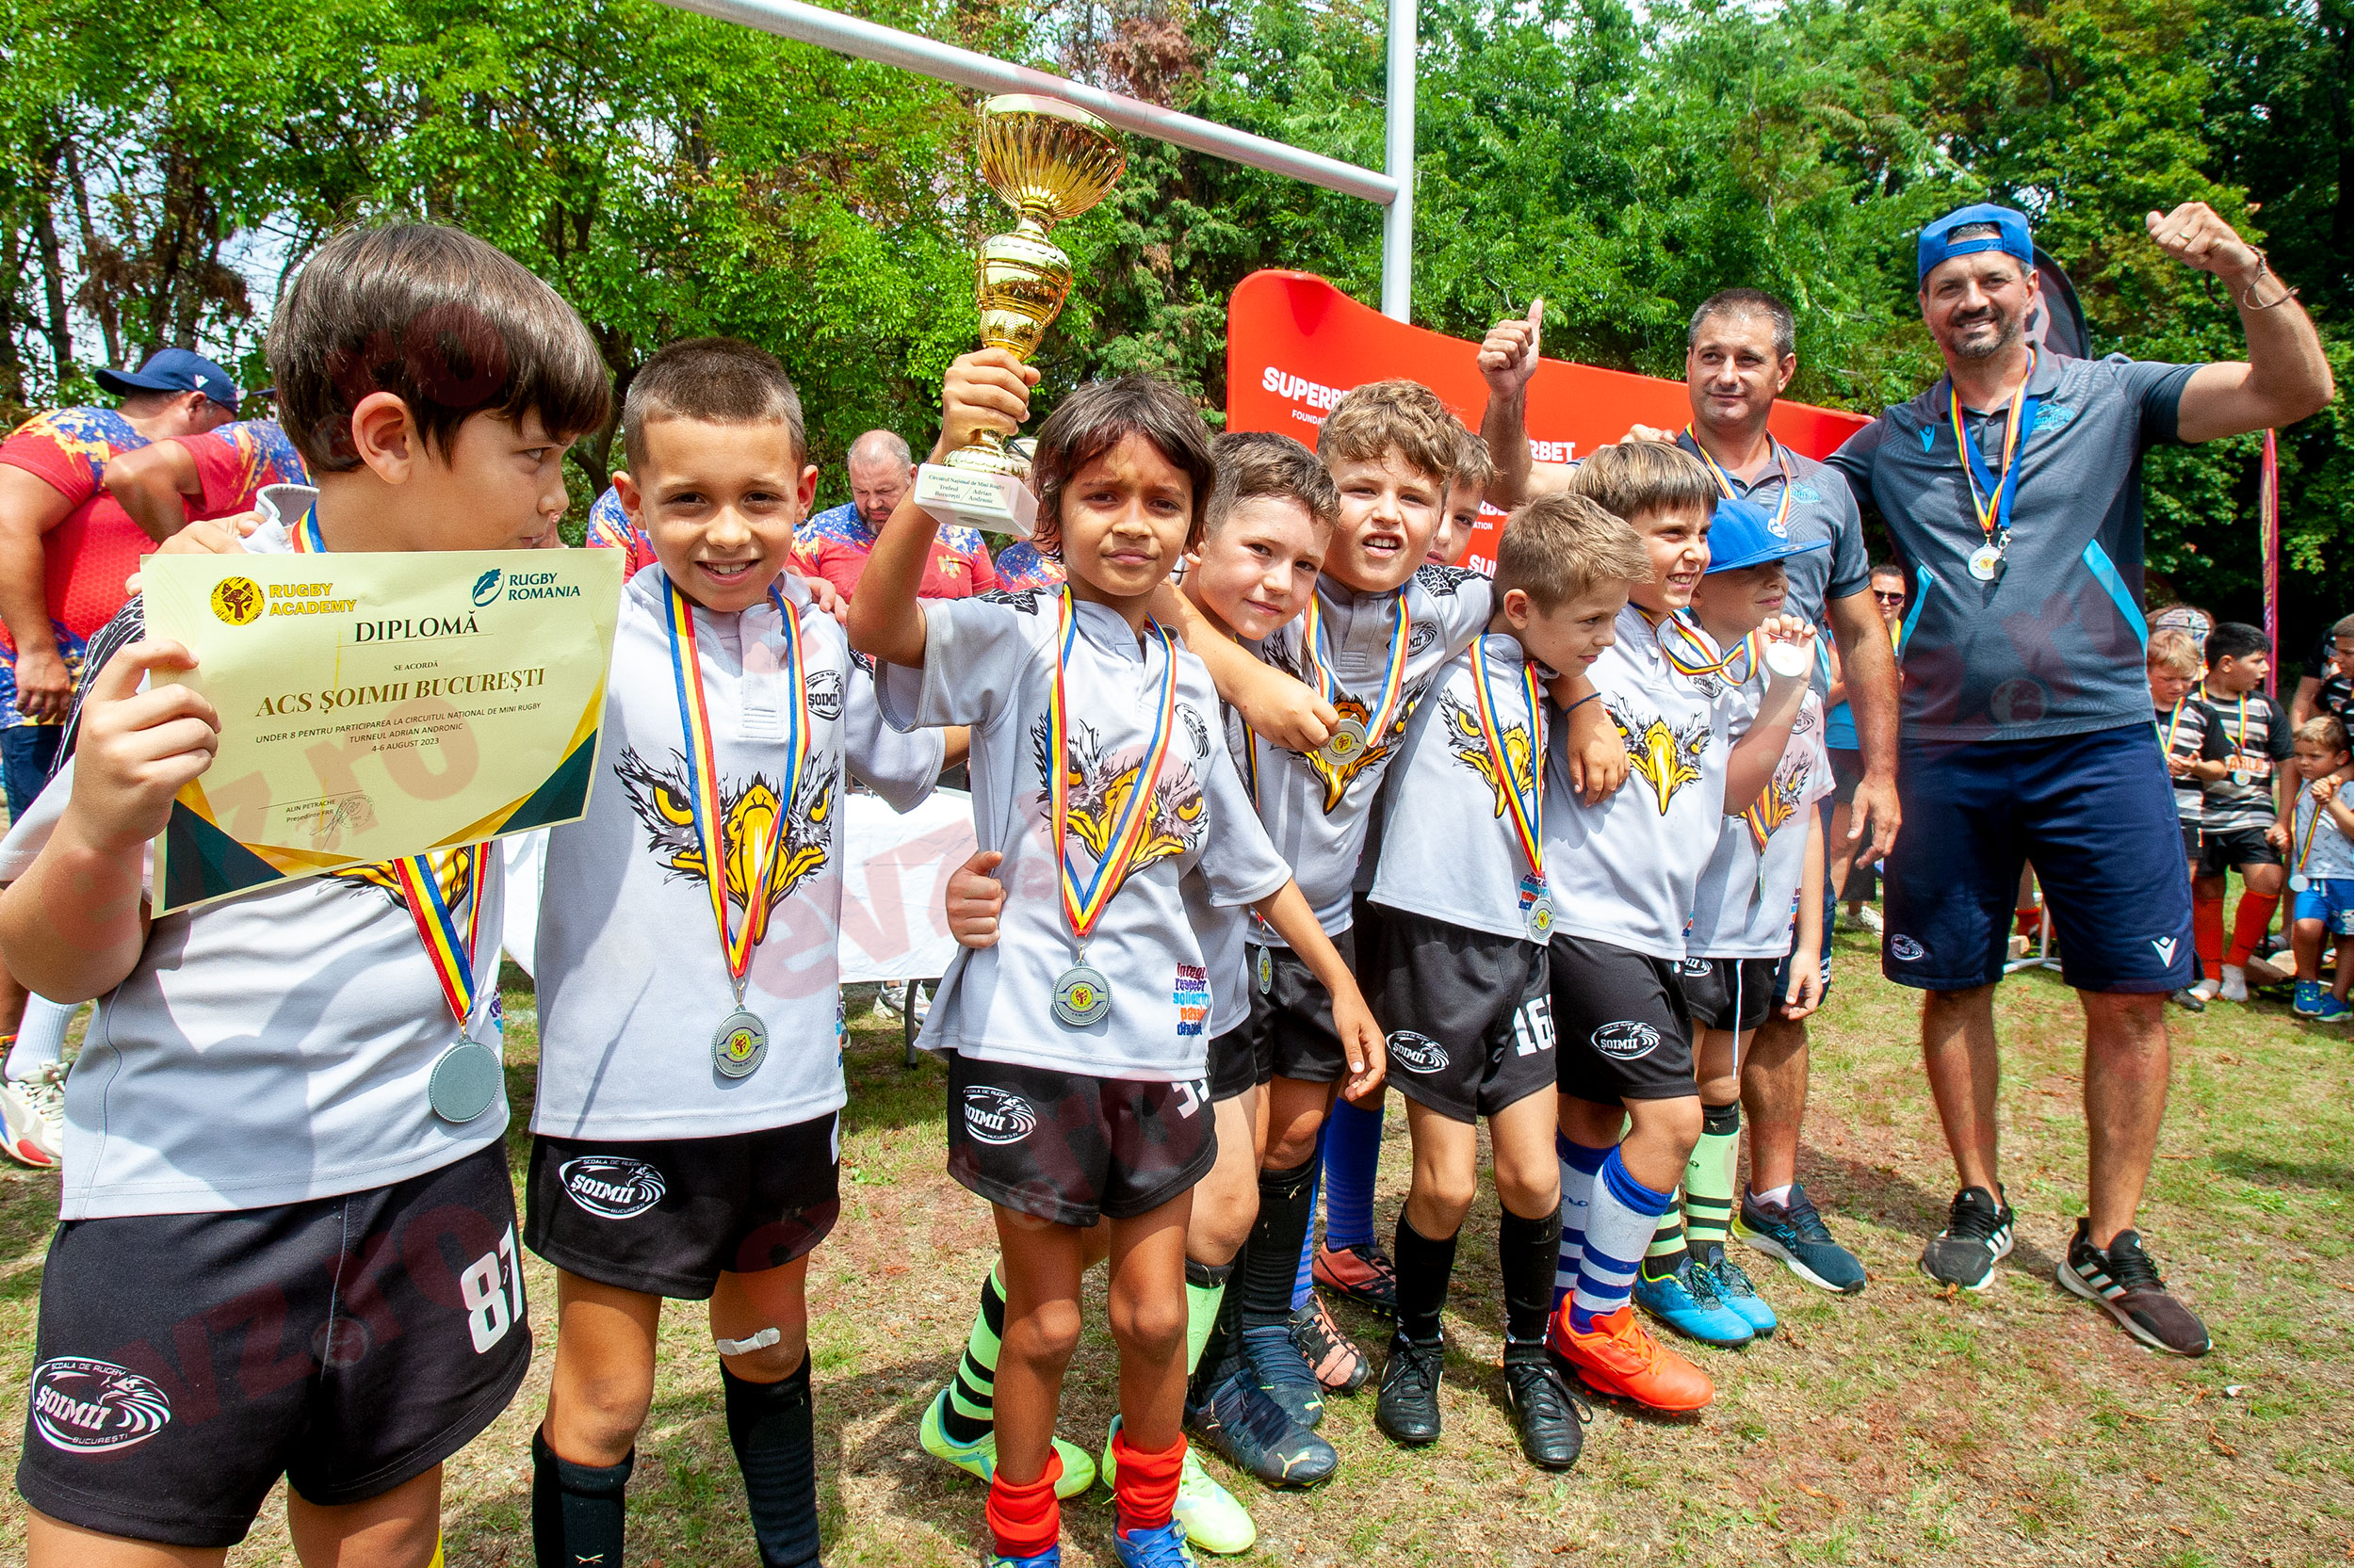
[1223,270,1871,574]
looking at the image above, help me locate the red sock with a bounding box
[1110,1428,1186,1537]
[2194,896,2225,973]
[2014,905,2041,939]
[985,1451,1063,1560]
[2225,893,2280,969]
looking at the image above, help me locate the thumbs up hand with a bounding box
[1478,299,1546,397]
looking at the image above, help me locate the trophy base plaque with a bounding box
[915,461,1037,538]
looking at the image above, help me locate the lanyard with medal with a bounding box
[2155,700,2187,754]
[2288,790,2329,893]
[1688,428,1796,538]
[1048,590,1179,1027]
[293,509,501,1122]
[1950,348,2039,582]
[664,575,810,1079]
[1654,613,1760,684]
[1469,636,1553,942]
[1301,591,1410,768]
[2223,691,2259,786]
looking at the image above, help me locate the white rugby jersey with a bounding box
[1371,632,1552,944]
[0,512,511,1220]
[1242,566,1495,942]
[881,589,1292,1079]
[1542,603,1733,961]
[1183,703,1259,1042]
[532,567,942,1140]
[1688,673,1832,959]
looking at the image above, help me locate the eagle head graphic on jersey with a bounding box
[1611,696,1712,815]
[1743,752,1813,853]
[615,747,836,941]
[1438,691,1535,820]
[336,842,479,911]
[1030,716,1205,889]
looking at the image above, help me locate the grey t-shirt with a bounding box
[1677,430,1870,692]
[1827,352,2197,741]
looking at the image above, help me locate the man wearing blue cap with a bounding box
[1826,198,2331,1357]
[1478,289,1892,1301]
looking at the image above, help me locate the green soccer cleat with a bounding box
[920,1386,1096,1499]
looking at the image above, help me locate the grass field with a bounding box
[0,927,2347,1566]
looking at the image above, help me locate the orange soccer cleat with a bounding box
[1547,1301,1715,1412]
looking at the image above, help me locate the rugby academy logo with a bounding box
[30,1358,172,1454]
[209,575,264,625]
[1590,1021,1662,1060]
[560,1155,669,1218]
[1890,935,1926,962]
[964,1086,1037,1145]
[1388,1031,1449,1075]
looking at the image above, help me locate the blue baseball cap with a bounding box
[1917,202,2034,284]
[1705,496,1830,574]
[93,348,239,410]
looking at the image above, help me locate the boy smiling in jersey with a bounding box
[0,224,608,1566]
[526,339,959,1568]
[1542,444,1816,1414]
[851,354,1380,1568]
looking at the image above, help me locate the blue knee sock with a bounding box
[1320,1096,1383,1253]
[1554,1134,1610,1310]
[1570,1147,1677,1332]
[1290,1158,1323,1311]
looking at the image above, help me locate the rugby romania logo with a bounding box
[209,575,264,625]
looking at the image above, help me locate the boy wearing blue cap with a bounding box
[1631,496,1835,1348]
[1538,444,1817,1414]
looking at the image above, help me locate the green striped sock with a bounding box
[1185,1259,1233,1375]
[939,1263,1005,1446]
[1639,1189,1686,1282]
[1684,1102,1742,1252]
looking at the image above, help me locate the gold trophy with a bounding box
[914,94,1126,538]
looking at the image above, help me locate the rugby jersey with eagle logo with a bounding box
[1688,671,1832,959]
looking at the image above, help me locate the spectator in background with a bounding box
[799,428,998,600]
[1827,562,1907,931]
[2290,613,2352,728]
[101,412,310,542]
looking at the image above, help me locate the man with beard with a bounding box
[1827,201,2331,1356]
[799,428,998,600]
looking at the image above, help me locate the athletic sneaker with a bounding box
[990,1550,1060,1568]
[2294,980,2324,1017]
[1241,1323,1324,1428]
[1102,1416,1253,1556]
[1918,1185,2015,1291]
[1372,1334,1443,1446]
[1843,906,1884,934]
[2055,1220,2212,1357]
[1546,1302,1713,1411]
[875,978,909,1016]
[918,1387,1097,1499]
[1311,1238,1398,1315]
[1632,1254,1752,1346]
[1112,1520,1197,1567]
[1288,1295,1369,1395]
[2186,978,2220,1003]
[1501,1343,1589,1471]
[0,1066,64,1171]
[2170,987,2208,1013]
[1697,1246,1776,1336]
[1186,1365,1337,1489]
[2217,966,2249,1003]
[1737,1184,1867,1294]
[2317,994,2353,1022]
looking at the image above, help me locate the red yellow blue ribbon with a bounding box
[1469,636,1546,881]
[1949,347,2038,553]
[295,508,487,1028]
[1303,590,1412,752]
[1050,589,1178,948]
[1652,610,1759,684]
[1686,427,1795,539]
[664,574,810,996]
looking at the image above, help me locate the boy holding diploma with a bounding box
[0,224,609,1565]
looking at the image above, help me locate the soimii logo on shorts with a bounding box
[560,1155,668,1219]
[1890,935,1925,962]
[30,1358,172,1454]
[1590,1020,1662,1060]
[1389,1031,1449,1075]
[1681,957,1713,977]
[964,1086,1037,1145]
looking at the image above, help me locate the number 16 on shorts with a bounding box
[461,1224,528,1354]
[1513,994,1555,1057]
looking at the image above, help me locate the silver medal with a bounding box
[2230,768,2249,786]
[1320,719,1368,768]
[711,1009,769,1078]
[1967,543,2003,581]
[2289,873,2310,893]
[1255,946,1274,996]
[428,1039,502,1123]
[1525,895,1555,943]
[1052,963,1113,1027]
[1762,639,1812,680]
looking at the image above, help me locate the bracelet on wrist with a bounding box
[2238,248,2300,310]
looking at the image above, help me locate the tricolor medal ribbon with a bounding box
[1470,636,1551,942]
[1305,590,1411,768]
[1048,590,1179,1026]
[1950,347,2038,580]
[1654,611,1759,685]
[1687,427,1795,539]
[665,575,811,1078]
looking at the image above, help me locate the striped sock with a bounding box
[1684,1102,1741,1252]
[939,1263,1005,1447]
[1554,1134,1610,1309]
[1320,1096,1384,1253]
[1571,1148,1678,1332]
[1640,1192,1686,1282]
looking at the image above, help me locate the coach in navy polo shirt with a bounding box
[1828,200,2331,1355]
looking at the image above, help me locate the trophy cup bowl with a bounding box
[916,95,1126,538]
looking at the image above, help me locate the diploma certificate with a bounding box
[141,548,625,913]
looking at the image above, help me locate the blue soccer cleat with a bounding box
[1632,1253,1754,1347]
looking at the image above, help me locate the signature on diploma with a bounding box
[282,790,380,844]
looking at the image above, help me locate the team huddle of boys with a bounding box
[0,214,2336,1568]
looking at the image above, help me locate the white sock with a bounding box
[1553,1135,1608,1309]
[6,996,75,1081]
[1750,1183,1794,1210]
